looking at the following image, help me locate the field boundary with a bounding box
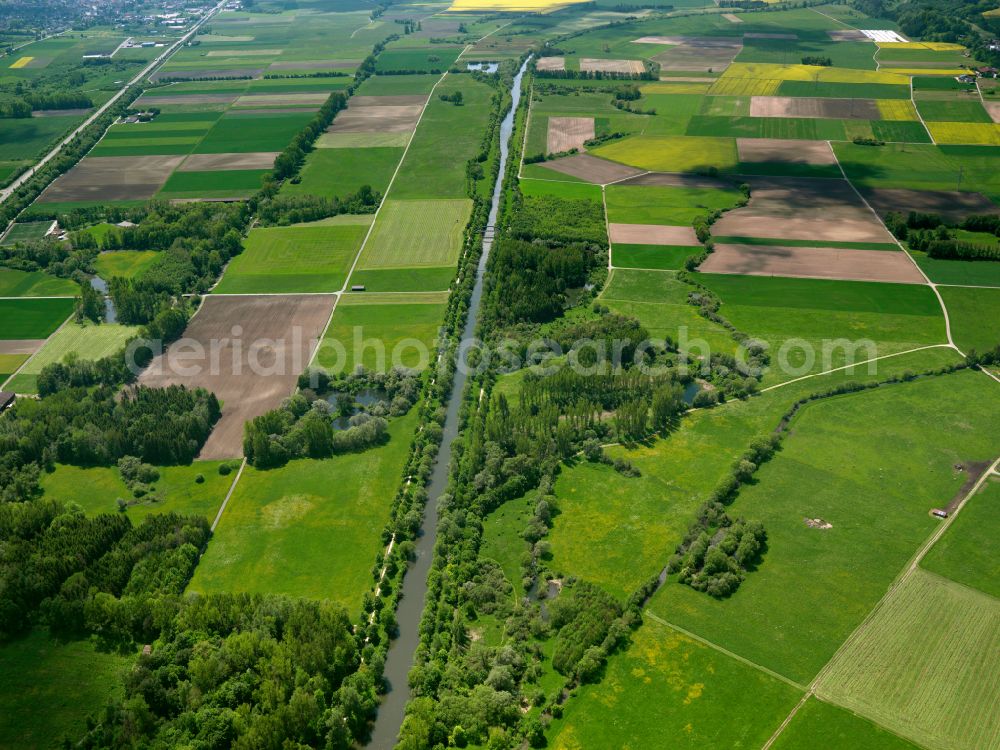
[0,308,75,391]
[644,609,808,692]
[210,457,247,532]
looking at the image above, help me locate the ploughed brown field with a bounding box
[138,294,336,459]
[579,58,646,74]
[699,243,926,283]
[135,93,240,107]
[178,152,279,171]
[609,223,700,245]
[712,176,895,244]
[749,96,880,120]
[538,153,643,183]
[39,155,184,203]
[328,94,428,134]
[547,116,595,154]
[861,187,1000,223]
[635,36,743,72]
[737,138,837,165]
[0,340,45,355]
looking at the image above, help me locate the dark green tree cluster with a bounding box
[508,195,608,247]
[0,384,220,502]
[272,91,348,180]
[0,499,209,642]
[255,186,380,226]
[549,581,623,679]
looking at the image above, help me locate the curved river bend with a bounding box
[365,57,530,749]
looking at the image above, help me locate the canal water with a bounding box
[365,57,531,749]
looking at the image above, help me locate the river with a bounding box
[365,57,531,749]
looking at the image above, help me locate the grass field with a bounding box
[600,270,736,357]
[817,568,1000,750]
[594,135,738,173]
[1,220,53,245]
[375,46,462,72]
[939,285,1000,353]
[315,294,448,373]
[833,142,1000,194]
[604,184,742,226]
[193,111,316,153]
[40,461,232,522]
[612,243,700,270]
[916,99,992,123]
[912,253,1000,287]
[6,322,141,394]
[0,631,129,750]
[358,199,471,269]
[93,250,160,280]
[0,268,77,297]
[213,218,370,294]
[772,697,923,750]
[545,616,802,749]
[355,73,441,96]
[520,178,603,202]
[695,273,946,379]
[777,80,911,99]
[0,298,74,339]
[0,115,78,160]
[0,354,27,382]
[921,477,1000,599]
[158,169,267,197]
[650,371,1000,685]
[389,76,496,200]
[188,408,418,613]
[282,146,402,201]
[348,266,456,292]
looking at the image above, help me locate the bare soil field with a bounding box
[235,93,330,107]
[39,155,184,203]
[722,13,742,23]
[641,37,743,72]
[700,243,925,283]
[538,153,643,183]
[536,57,566,71]
[618,172,734,189]
[0,340,44,355]
[228,107,320,116]
[32,108,92,118]
[138,294,336,459]
[268,60,359,70]
[580,58,646,74]
[179,152,279,171]
[828,29,869,41]
[712,176,895,243]
[609,223,699,245]
[151,68,264,81]
[327,96,427,135]
[547,116,595,153]
[135,93,240,106]
[750,95,880,119]
[862,187,1000,223]
[737,138,837,165]
[981,101,1000,124]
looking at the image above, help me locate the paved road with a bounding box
[0,0,227,205]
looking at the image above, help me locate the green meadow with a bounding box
[0,268,77,297]
[189,408,419,613]
[604,184,742,226]
[40,461,232,522]
[359,199,471,270]
[922,477,1000,599]
[93,250,160,280]
[938,285,1000,353]
[0,298,74,339]
[651,371,1000,685]
[0,631,129,750]
[282,146,403,200]
[772,697,923,750]
[6,322,140,394]
[213,218,370,294]
[612,243,699,270]
[817,568,1000,750]
[316,294,447,373]
[695,273,946,381]
[546,617,801,749]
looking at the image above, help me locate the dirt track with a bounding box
[712,176,894,244]
[138,294,336,459]
[538,153,643,183]
[609,223,699,246]
[547,117,594,153]
[699,243,926,283]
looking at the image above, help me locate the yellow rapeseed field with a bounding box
[876,99,920,121]
[641,82,711,95]
[927,121,1000,145]
[9,56,33,69]
[448,0,587,10]
[716,62,910,86]
[876,41,965,51]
